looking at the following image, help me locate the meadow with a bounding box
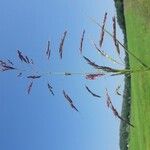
[124,0,150,149]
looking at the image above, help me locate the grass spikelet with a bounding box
[30,59,34,64]
[17,50,33,64]
[17,72,22,77]
[27,81,33,94]
[0,60,7,65]
[115,42,120,55]
[0,60,16,71]
[46,41,51,60]
[25,56,30,63]
[112,17,117,45]
[85,85,101,98]
[79,30,85,54]
[27,75,41,79]
[98,66,119,73]
[62,90,79,112]
[115,85,121,96]
[59,31,67,59]
[105,88,112,107]
[47,83,54,96]
[111,104,134,127]
[7,59,14,65]
[112,17,120,55]
[99,12,107,47]
[105,89,134,127]
[90,16,148,67]
[17,50,27,63]
[85,73,104,80]
[83,56,102,69]
[83,56,119,73]
[64,72,72,76]
[1,63,16,71]
[3,65,15,70]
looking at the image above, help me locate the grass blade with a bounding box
[27,81,33,94]
[93,42,122,65]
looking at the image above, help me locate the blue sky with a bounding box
[0,0,125,150]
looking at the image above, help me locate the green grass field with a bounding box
[124,1,150,150]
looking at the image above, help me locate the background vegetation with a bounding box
[114,0,131,150]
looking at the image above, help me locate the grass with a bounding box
[124,0,150,149]
[2,2,150,148]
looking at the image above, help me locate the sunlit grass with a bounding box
[124,1,150,149]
